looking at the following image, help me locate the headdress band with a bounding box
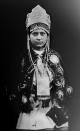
[30,23,50,34]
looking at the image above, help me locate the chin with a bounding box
[31,43,46,50]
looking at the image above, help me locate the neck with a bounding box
[33,49,45,56]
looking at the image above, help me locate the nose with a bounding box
[37,33,41,40]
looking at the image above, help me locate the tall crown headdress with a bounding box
[26,5,51,31]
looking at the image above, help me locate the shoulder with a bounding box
[48,49,61,65]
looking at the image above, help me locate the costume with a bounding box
[9,5,73,130]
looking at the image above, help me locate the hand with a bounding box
[67,86,73,95]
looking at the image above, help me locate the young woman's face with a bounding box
[29,28,48,47]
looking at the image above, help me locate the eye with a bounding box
[40,32,46,36]
[32,32,38,36]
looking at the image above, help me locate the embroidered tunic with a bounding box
[9,49,72,130]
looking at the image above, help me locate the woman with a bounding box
[10,5,73,131]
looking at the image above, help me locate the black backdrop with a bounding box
[0,0,80,131]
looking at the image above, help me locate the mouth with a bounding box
[31,42,46,50]
[34,41,45,46]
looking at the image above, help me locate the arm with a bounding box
[8,57,29,113]
[49,52,73,104]
[47,51,73,127]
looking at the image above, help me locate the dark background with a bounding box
[0,0,80,131]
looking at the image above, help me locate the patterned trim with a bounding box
[29,23,50,34]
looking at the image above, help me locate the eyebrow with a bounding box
[32,30,46,34]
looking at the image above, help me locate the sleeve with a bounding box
[49,52,73,103]
[48,51,73,126]
[8,57,29,113]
